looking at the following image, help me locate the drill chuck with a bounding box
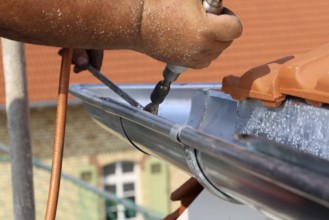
[162,64,184,87]
[203,0,223,15]
[150,81,170,104]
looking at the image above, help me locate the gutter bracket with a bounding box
[169,123,240,203]
[169,124,190,142]
[183,142,241,204]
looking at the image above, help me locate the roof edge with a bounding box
[0,98,83,112]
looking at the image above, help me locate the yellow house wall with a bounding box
[0,105,192,219]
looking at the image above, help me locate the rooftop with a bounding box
[1,0,329,105]
[222,43,329,107]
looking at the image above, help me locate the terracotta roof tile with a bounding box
[1,0,329,105]
[222,44,329,107]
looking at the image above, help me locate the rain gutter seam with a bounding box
[120,117,150,155]
[184,145,240,203]
[168,123,236,202]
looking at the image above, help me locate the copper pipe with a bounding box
[44,48,72,220]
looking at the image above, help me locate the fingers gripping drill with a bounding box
[144,0,223,114]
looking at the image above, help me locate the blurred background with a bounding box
[1,0,329,219]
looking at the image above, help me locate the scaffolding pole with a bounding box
[1,38,35,220]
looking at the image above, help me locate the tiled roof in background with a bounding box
[1,0,329,105]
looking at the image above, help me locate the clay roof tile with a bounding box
[1,0,329,105]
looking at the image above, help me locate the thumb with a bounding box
[72,49,89,73]
[207,8,243,42]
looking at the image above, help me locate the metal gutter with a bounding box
[70,83,329,220]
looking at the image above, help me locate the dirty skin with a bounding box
[0,0,242,69]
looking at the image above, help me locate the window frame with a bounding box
[103,161,141,220]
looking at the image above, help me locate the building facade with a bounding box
[0,104,189,219]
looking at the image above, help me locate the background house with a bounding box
[1,0,329,219]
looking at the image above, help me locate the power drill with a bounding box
[144,0,224,114]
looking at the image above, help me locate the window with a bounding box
[103,161,141,220]
[105,185,116,194]
[123,183,134,192]
[103,164,115,176]
[122,161,134,173]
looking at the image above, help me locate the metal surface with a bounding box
[184,146,238,203]
[87,65,143,109]
[70,83,329,220]
[184,89,240,203]
[236,99,329,160]
[2,39,35,220]
[203,0,223,14]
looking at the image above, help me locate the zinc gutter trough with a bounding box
[69,83,329,220]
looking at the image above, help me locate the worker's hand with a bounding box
[136,0,242,69]
[58,49,103,73]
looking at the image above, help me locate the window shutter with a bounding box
[145,157,169,216]
[77,165,100,220]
